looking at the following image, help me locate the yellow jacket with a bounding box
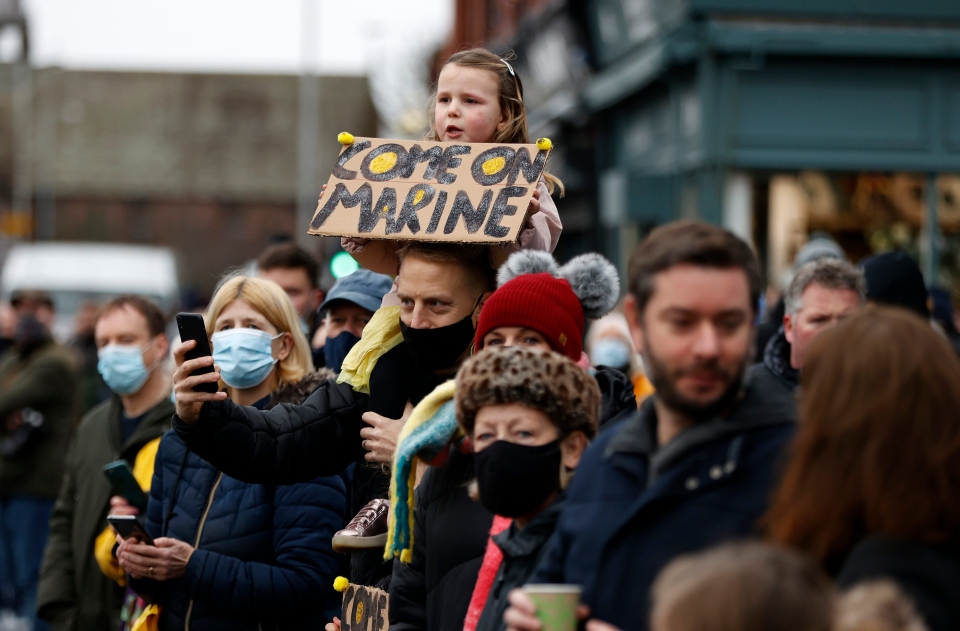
[93,437,161,586]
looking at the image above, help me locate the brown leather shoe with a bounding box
[332,498,390,552]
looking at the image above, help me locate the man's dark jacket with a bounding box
[37,396,173,631]
[0,342,77,498]
[174,378,365,484]
[747,326,799,396]
[535,369,797,630]
[837,536,960,631]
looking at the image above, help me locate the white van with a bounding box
[0,242,180,340]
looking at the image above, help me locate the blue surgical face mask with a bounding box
[590,338,632,372]
[97,339,160,396]
[212,329,282,390]
[324,330,361,373]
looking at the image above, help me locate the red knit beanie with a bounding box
[475,272,584,361]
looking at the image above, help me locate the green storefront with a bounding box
[575,0,960,291]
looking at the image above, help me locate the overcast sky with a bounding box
[19,0,452,75]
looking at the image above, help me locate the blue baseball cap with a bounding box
[319,269,393,314]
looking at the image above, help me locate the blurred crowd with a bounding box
[0,46,958,631]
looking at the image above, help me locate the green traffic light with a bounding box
[330,251,360,279]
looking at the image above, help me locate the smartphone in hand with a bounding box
[175,312,218,394]
[102,460,148,512]
[107,515,154,545]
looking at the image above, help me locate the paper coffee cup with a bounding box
[523,584,582,631]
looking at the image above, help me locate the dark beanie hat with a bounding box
[475,251,620,361]
[858,252,929,318]
[456,346,601,439]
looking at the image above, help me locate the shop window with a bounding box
[765,171,960,302]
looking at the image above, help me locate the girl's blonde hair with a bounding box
[427,48,565,197]
[205,275,313,389]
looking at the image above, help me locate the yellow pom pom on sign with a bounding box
[536,137,553,151]
[338,132,355,145]
[333,576,349,592]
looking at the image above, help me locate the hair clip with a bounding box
[500,59,516,77]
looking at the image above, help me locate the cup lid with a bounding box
[523,584,582,594]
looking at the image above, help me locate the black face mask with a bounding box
[399,297,481,372]
[474,440,562,518]
[324,330,361,374]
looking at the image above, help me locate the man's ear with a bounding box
[624,295,645,355]
[783,313,795,345]
[155,333,170,360]
[309,288,323,311]
[473,291,492,328]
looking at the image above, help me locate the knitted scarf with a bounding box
[385,380,462,562]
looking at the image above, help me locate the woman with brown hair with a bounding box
[765,305,960,631]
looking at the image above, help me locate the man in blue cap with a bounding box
[319,269,393,373]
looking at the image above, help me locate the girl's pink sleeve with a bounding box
[340,238,401,275]
[512,178,562,254]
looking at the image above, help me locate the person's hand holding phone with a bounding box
[117,536,194,581]
[108,496,138,518]
[172,339,226,424]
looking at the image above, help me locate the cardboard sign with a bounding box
[308,138,550,243]
[341,583,389,631]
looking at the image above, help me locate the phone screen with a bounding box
[176,312,218,393]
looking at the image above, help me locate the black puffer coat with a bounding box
[389,448,491,631]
